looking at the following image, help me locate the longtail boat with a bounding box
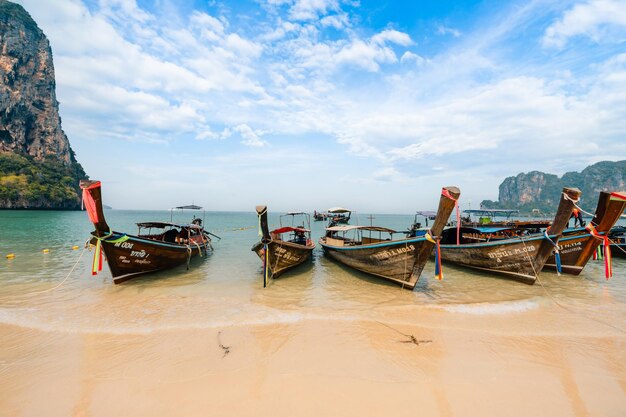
[252,207,315,287]
[544,191,626,275]
[438,187,581,284]
[461,209,551,231]
[318,186,461,289]
[327,207,351,225]
[80,180,216,284]
[313,210,328,221]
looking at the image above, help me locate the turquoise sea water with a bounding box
[1,209,625,334]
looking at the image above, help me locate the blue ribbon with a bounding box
[543,231,561,274]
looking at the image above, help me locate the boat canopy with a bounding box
[463,209,519,216]
[415,211,437,217]
[326,225,397,233]
[328,207,351,213]
[460,226,518,234]
[271,226,310,234]
[174,204,203,210]
[136,221,203,230]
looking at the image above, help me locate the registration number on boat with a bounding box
[114,241,134,249]
[488,245,535,261]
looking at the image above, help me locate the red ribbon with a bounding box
[586,223,612,279]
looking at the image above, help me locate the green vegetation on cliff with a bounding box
[481,161,626,214]
[0,152,87,209]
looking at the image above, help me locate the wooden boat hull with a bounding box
[80,179,212,285]
[319,237,433,289]
[439,235,546,284]
[543,229,593,275]
[251,240,314,278]
[439,187,582,284]
[95,232,210,284]
[319,186,461,290]
[544,191,626,274]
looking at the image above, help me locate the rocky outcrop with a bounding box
[482,161,626,213]
[0,0,86,209]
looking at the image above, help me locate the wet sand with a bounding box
[2,303,625,417]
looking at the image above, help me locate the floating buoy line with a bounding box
[4,244,88,260]
[0,223,258,261]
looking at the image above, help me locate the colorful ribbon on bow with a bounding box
[90,232,129,276]
[593,245,603,261]
[441,188,460,245]
[543,231,561,275]
[586,223,612,279]
[262,244,269,287]
[425,232,443,280]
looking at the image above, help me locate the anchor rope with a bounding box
[542,231,562,275]
[21,246,87,295]
[607,237,626,255]
[519,235,625,335]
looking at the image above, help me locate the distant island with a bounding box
[0,0,87,209]
[481,160,626,214]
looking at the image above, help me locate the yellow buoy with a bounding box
[42,249,50,253]
[72,245,79,250]
[6,253,15,259]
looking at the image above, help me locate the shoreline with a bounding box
[2,301,625,417]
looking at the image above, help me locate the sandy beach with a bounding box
[2,299,625,417]
[2,211,625,416]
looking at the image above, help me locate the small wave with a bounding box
[441,299,541,315]
[0,307,361,335]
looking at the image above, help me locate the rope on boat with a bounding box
[192,240,203,257]
[608,237,626,256]
[542,231,562,275]
[562,192,595,218]
[425,232,444,280]
[23,245,87,295]
[586,223,613,279]
[89,231,129,276]
[441,187,460,245]
[519,235,626,335]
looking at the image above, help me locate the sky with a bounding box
[15,0,626,213]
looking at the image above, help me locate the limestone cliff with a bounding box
[0,0,87,209]
[481,161,626,213]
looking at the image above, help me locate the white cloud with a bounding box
[436,24,461,37]
[400,51,426,65]
[11,0,626,210]
[234,124,267,147]
[288,0,339,20]
[320,13,349,29]
[371,29,413,46]
[543,0,626,48]
[372,166,406,182]
[335,40,397,71]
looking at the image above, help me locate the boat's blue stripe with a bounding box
[440,235,550,249]
[319,236,427,250]
[96,231,204,250]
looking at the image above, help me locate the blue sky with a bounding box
[17,0,626,212]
